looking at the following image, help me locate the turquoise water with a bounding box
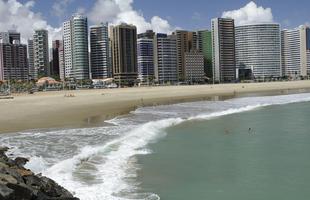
[137,102,310,200]
[2,93,310,200]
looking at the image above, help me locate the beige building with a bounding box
[174,30,197,81]
[281,25,309,77]
[211,18,236,83]
[184,50,204,83]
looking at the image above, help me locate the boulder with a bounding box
[0,147,9,154]
[5,182,35,200]
[0,174,18,184]
[0,146,80,200]
[0,184,14,199]
[14,157,29,168]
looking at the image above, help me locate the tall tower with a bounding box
[282,25,309,78]
[33,29,49,77]
[174,30,197,81]
[63,14,89,80]
[27,39,36,80]
[58,41,65,81]
[51,40,62,78]
[0,34,28,81]
[8,30,21,44]
[71,14,89,80]
[90,23,110,79]
[0,31,20,44]
[111,23,138,86]
[211,18,236,83]
[197,30,212,79]
[153,33,178,84]
[63,20,72,79]
[0,32,10,44]
[235,24,281,79]
[307,28,310,75]
[137,30,154,83]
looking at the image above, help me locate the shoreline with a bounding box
[1,80,310,134]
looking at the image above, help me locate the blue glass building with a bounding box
[137,31,154,83]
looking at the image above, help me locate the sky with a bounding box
[1,0,310,44]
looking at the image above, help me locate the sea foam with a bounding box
[3,92,310,200]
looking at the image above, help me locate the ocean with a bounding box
[1,92,310,200]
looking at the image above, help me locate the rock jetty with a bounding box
[0,146,79,200]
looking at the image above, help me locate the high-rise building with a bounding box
[90,23,110,79]
[58,41,65,81]
[184,50,205,83]
[153,33,178,83]
[137,30,154,83]
[0,42,28,81]
[63,14,89,80]
[307,28,310,75]
[27,39,36,80]
[8,30,21,44]
[0,32,10,44]
[0,31,20,44]
[138,30,155,39]
[235,24,282,79]
[51,40,62,78]
[63,20,73,79]
[174,30,197,80]
[282,25,309,77]
[111,23,138,85]
[197,30,212,78]
[71,14,89,80]
[211,18,236,83]
[33,29,49,77]
[307,50,310,75]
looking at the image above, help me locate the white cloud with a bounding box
[0,0,61,46]
[52,0,74,18]
[222,1,274,26]
[151,16,173,33]
[89,0,176,33]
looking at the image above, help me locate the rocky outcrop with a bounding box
[0,146,79,200]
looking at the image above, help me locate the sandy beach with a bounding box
[1,80,310,134]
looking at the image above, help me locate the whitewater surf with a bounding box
[1,93,310,199]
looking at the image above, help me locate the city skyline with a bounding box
[2,0,310,44]
[2,1,310,84]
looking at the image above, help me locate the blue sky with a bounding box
[1,0,310,43]
[17,0,310,30]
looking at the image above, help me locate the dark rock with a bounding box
[0,174,18,184]
[0,165,24,183]
[0,146,80,200]
[36,191,80,200]
[0,184,13,199]
[5,182,35,200]
[38,176,74,198]
[0,147,9,154]
[0,147,9,163]
[0,162,8,169]
[14,157,29,168]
